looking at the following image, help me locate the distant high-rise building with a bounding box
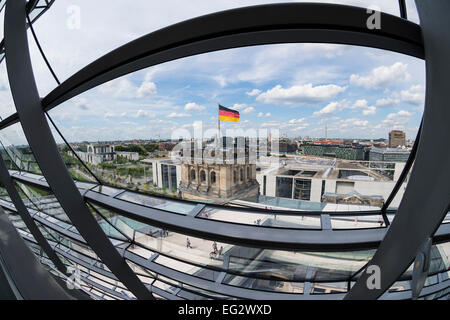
[389,130,406,147]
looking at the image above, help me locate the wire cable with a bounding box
[26,14,103,185]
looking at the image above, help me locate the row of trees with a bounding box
[114,143,159,156]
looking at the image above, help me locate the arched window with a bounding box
[210,171,216,185]
[233,170,237,184]
[240,168,244,182]
[200,170,206,182]
[190,169,196,181]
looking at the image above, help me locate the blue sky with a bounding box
[0,0,425,144]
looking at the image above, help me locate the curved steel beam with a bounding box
[382,119,422,212]
[9,172,450,251]
[4,0,153,300]
[0,152,67,274]
[346,0,450,299]
[0,208,72,299]
[41,3,423,111]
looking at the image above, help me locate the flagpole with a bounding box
[217,104,221,144]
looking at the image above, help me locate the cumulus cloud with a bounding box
[362,106,376,115]
[375,85,425,108]
[137,80,157,97]
[349,99,377,115]
[257,112,271,118]
[387,110,413,119]
[288,118,305,124]
[167,112,191,118]
[382,110,414,129]
[135,109,153,118]
[98,77,135,98]
[246,89,261,96]
[184,102,205,111]
[313,101,346,116]
[232,104,247,110]
[399,85,425,106]
[376,97,399,108]
[256,83,347,105]
[313,99,376,117]
[339,118,369,128]
[350,62,409,89]
[242,107,255,114]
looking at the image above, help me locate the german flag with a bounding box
[218,104,240,122]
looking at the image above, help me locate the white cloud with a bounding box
[313,99,376,117]
[167,112,191,118]
[313,101,345,116]
[246,89,261,96]
[352,99,368,109]
[135,109,153,118]
[120,112,127,117]
[213,75,227,87]
[399,85,425,106]
[257,112,272,118]
[376,97,399,108]
[381,110,413,129]
[98,77,135,98]
[261,121,283,128]
[256,83,347,105]
[349,99,376,115]
[137,80,157,97]
[362,106,376,115]
[242,107,255,114]
[339,118,369,128]
[375,85,425,108]
[232,104,247,110]
[350,62,409,89]
[184,102,205,111]
[387,110,413,119]
[288,118,305,124]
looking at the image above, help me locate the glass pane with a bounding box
[116,191,196,215]
[200,206,322,229]
[27,0,404,96]
[0,122,42,174]
[0,62,16,119]
[47,42,424,213]
[330,214,388,229]
[92,201,375,295]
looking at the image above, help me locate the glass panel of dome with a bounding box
[25,0,406,96]
[47,41,424,213]
[0,62,16,119]
[91,201,376,293]
[200,206,322,229]
[0,122,42,174]
[330,214,388,229]
[116,191,196,215]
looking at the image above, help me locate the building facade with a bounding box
[389,130,406,147]
[369,147,411,162]
[178,138,259,202]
